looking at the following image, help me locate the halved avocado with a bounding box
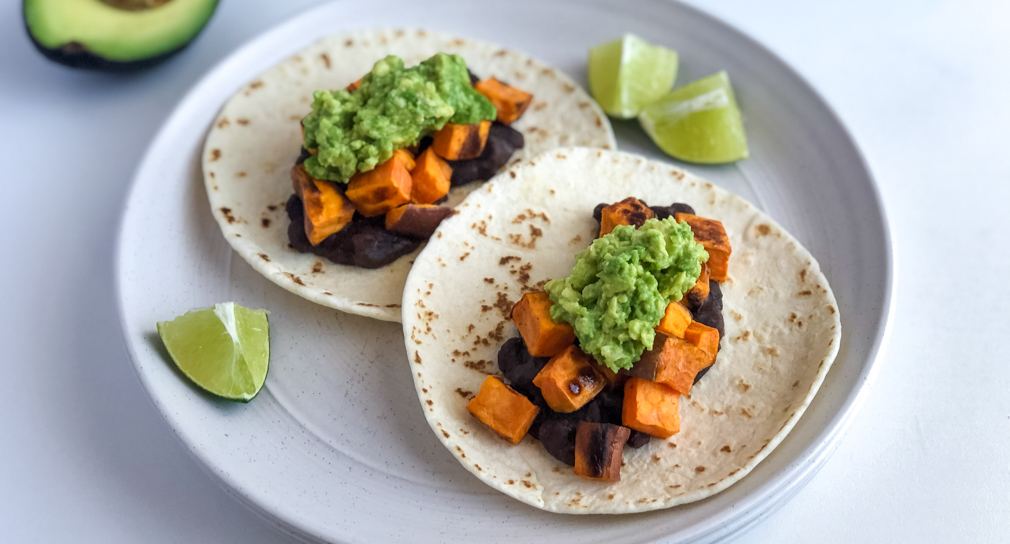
[24,0,219,71]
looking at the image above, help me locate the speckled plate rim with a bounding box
[114,0,894,542]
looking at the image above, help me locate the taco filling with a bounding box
[286,53,530,269]
[466,198,731,481]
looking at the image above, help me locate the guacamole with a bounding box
[545,218,708,372]
[301,53,497,182]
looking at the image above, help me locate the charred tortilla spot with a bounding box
[220,207,236,224]
[209,149,221,161]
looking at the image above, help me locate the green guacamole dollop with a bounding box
[545,217,709,372]
[301,53,497,182]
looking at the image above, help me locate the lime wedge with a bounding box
[588,34,678,118]
[638,71,749,163]
[156,302,270,402]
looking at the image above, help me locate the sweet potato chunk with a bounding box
[511,292,575,357]
[622,378,681,438]
[627,333,714,396]
[431,120,491,160]
[466,376,539,445]
[290,164,356,245]
[474,78,533,124]
[675,213,732,281]
[683,263,711,310]
[384,204,453,238]
[574,422,630,482]
[599,197,655,237]
[590,358,627,390]
[684,321,720,356]
[410,148,452,204]
[345,154,413,217]
[533,345,605,413]
[391,148,416,171]
[655,302,692,338]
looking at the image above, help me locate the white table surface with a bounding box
[2,0,1008,542]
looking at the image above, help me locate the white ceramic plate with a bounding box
[116,1,893,542]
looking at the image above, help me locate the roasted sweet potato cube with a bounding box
[574,422,631,482]
[684,321,720,356]
[290,164,356,245]
[675,213,732,281]
[628,333,714,396]
[533,345,606,413]
[511,292,575,357]
[410,147,452,204]
[656,302,692,338]
[466,376,540,445]
[346,76,363,92]
[590,358,627,390]
[683,264,711,310]
[474,78,533,124]
[345,154,413,217]
[431,120,491,160]
[385,204,453,238]
[622,378,681,438]
[391,148,416,171]
[599,197,655,237]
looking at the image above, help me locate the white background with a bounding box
[2,0,1008,542]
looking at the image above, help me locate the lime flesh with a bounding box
[156,302,270,402]
[589,34,679,118]
[639,71,749,163]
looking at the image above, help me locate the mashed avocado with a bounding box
[545,218,708,372]
[301,53,497,182]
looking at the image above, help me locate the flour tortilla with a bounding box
[203,29,615,322]
[402,147,841,513]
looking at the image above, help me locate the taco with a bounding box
[203,29,615,322]
[402,147,841,513]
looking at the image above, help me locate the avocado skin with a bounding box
[22,0,218,72]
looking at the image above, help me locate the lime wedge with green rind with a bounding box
[589,34,679,118]
[638,71,749,164]
[156,302,270,402]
